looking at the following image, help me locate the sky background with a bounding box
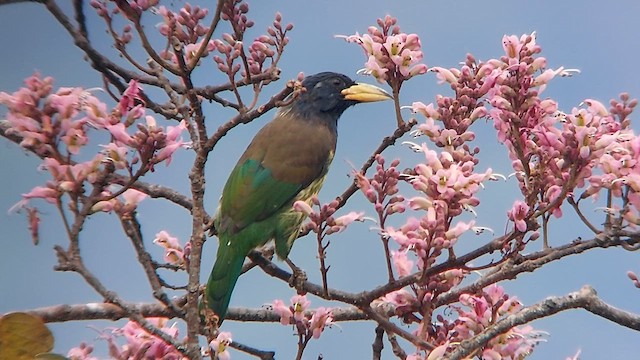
[1,0,640,359]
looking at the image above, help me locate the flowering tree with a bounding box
[1,1,639,360]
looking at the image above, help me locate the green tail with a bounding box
[205,239,245,323]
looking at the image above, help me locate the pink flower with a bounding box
[67,342,98,360]
[48,87,83,120]
[100,143,129,169]
[122,188,147,207]
[364,55,390,83]
[566,349,582,360]
[411,101,440,120]
[118,79,143,115]
[106,123,133,145]
[293,200,314,216]
[383,289,416,308]
[291,294,310,322]
[153,121,191,166]
[209,332,233,360]
[91,199,116,213]
[112,318,181,359]
[61,127,88,154]
[408,196,432,211]
[502,34,521,59]
[153,230,180,249]
[507,201,530,232]
[154,142,182,166]
[429,67,459,85]
[331,211,365,229]
[426,342,450,360]
[273,295,310,325]
[583,99,608,116]
[337,16,427,83]
[273,299,293,325]
[309,307,333,339]
[166,120,187,142]
[444,220,475,243]
[20,186,59,206]
[391,250,414,277]
[154,230,184,266]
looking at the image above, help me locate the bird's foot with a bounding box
[285,258,307,294]
[204,217,216,237]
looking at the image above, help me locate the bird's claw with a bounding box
[204,218,217,237]
[286,259,307,293]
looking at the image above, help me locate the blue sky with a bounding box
[1,1,639,359]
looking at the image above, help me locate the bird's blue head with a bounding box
[289,72,392,126]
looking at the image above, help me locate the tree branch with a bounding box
[28,302,372,324]
[444,285,640,360]
[434,233,640,308]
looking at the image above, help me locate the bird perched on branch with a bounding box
[205,72,392,322]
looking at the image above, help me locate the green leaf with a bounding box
[35,353,69,360]
[0,312,54,360]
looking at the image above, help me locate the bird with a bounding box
[205,72,392,322]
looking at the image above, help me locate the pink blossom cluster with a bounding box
[67,318,183,360]
[394,52,501,264]
[337,15,427,84]
[379,142,494,274]
[293,196,365,235]
[452,285,543,359]
[410,32,640,235]
[1,74,97,156]
[153,230,187,267]
[212,33,244,77]
[272,295,334,340]
[213,5,292,77]
[368,30,564,359]
[156,3,217,64]
[410,53,495,164]
[158,3,210,43]
[381,265,467,320]
[93,0,216,64]
[91,0,159,46]
[483,33,640,227]
[246,12,292,76]
[2,75,189,233]
[405,285,545,360]
[582,95,640,225]
[354,154,406,221]
[92,0,158,18]
[220,0,254,34]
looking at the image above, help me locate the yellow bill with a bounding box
[341,83,393,102]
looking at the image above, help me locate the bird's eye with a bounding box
[331,78,343,87]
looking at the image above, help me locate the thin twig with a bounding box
[361,306,434,351]
[372,326,384,360]
[53,246,189,357]
[568,197,599,234]
[120,215,184,316]
[229,341,276,360]
[335,119,417,211]
[205,77,293,152]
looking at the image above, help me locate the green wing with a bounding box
[216,114,337,235]
[218,158,302,233]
